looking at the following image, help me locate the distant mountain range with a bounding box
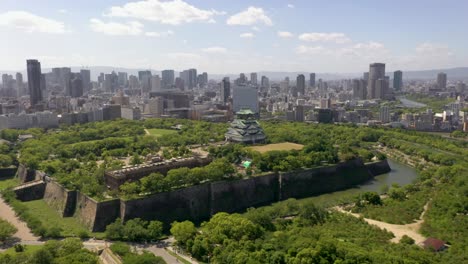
[2,66,468,82]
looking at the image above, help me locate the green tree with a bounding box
[122,252,166,264]
[147,221,163,240]
[123,218,149,241]
[130,153,143,165]
[105,218,124,240]
[400,235,415,245]
[31,248,53,264]
[170,221,197,247]
[0,219,17,243]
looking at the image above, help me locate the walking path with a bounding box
[334,202,429,244]
[0,195,39,242]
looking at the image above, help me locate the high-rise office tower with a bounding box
[437,72,447,90]
[151,75,161,92]
[138,70,152,93]
[27,59,42,106]
[367,63,385,99]
[16,72,23,96]
[250,73,257,85]
[188,68,197,89]
[221,77,231,104]
[260,76,270,92]
[80,69,91,92]
[239,73,247,84]
[233,84,258,113]
[393,70,403,91]
[309,73,316,87]
[161,70,175,89]
[118,72,128,87]
[379,106,390,123]
[352,79,367,100]
[201,72,208,86]
[375,78,389,99]
[128,75,139,90]
[70,76,83,98]
[296,74,305,95]
[104,72,118,93]
[363,72,369,80]
[175,77,185,90]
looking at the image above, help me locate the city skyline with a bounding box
[1,0,468,73]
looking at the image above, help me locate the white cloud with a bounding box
[277,31,293,38]
[58,9,68,14]
[415,42,452,56]
[227,7,273,26]
[251,26,260,32]
[89,19,144,36]
[287,4,295,8]
[298,32,351,43]
[296,45,327,55]
[201,46,227,54]
[145,30,174,37]
[240,32,254,38]
[0,11,67,34]
[105,0,224,25]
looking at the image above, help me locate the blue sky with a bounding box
[1,0,467,73]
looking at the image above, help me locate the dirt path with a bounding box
[334,202,429,244]
[0,195,39,242]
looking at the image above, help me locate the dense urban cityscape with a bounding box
[1,59,467,133]
[0,1,467,264]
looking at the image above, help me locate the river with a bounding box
[398,97,427,108]
[300,159,419,206]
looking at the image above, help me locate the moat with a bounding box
[299,159,418,205]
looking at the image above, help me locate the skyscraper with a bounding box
[296,74,306,95]
[393,70,403,91]
[138,70,152,93]
[379,106,390,123]
[260,76,270,92]
[188,68,197,89]
[367,63,385,99]
[151,75,161,92]
[221,77,231,104]
[70,76,83,98]
[80,69,91,92]
[27,59,42,106]
[437,72,447,90]
[250,72,257,85]
[16,72,23,96]
[118,72,128,87]
[161,70,175,89]
[309,73,316,87]
[233,84,258,113]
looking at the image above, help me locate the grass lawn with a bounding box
[1,245,42,256]
[0,176,19,191]
[247,142,304,154]
[22,200,104,239]
[146,128,178,138]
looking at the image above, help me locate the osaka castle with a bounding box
[225,109,266,144]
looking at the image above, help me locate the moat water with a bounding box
[300,159,419,206]
[399,97,427,108]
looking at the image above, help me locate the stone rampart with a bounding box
[43,180,77,217]
[365,159,391,176]
[13,180,46,201]
[120,183,211,228]
[0,167,17,179]
[210,173,279,214]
